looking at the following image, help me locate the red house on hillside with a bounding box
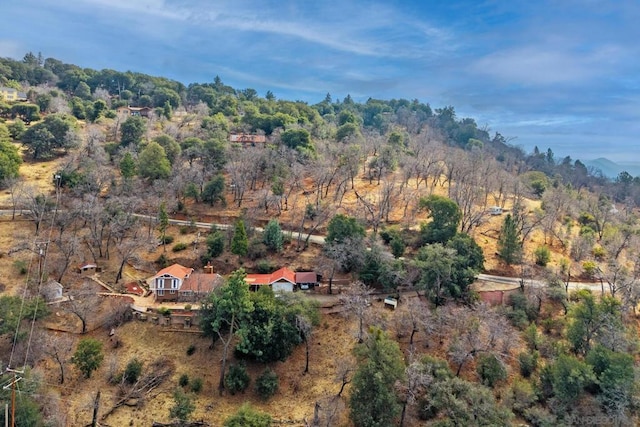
[244,267,318,292]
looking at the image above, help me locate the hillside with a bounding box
[1,55,640,426]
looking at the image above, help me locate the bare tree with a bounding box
[334,358,356,398]
[2,176,23,220]
[53,234,80,282]
[20,186,53,235]
[446,304,519,377]
[67,281,101,334]
[296,314,313,374]
[338,281,372,343]
[41,330,74,384]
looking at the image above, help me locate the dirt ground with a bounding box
[44,305,362,426]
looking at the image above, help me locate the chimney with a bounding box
[204,262,214,275]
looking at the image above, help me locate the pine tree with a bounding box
[231,219,248,256]
[498,214,522,265]
[262,219,284,252]
[349,328,405,427]
[119,151,136,180]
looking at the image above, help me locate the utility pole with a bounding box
[2,374,22,427]
[35,241,49,287]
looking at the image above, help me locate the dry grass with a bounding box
[54,309,357,426]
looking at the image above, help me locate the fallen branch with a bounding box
[101,357,175,421]
[151,421,209,427]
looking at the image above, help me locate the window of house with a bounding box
[158,290,164,296]
[170,290,175,294]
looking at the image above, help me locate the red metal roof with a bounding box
[245,267,296,286]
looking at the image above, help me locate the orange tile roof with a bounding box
[270,267,296,284]
[244,273,272,286]
[153,263,193,280]
[244,267,296,287]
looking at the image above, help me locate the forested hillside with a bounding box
[1,52,640,426]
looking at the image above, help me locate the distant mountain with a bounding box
[584,158,640,179]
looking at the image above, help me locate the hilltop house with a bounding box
[0,86,27,102]
[229,133,267,146]
[148,263,223,302]
[245,267,318,292]
[116,105,153,118]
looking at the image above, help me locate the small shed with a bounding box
[489,206,503,215]
[384,297,398,310]
[77,263,101,276]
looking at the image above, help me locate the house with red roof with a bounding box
[148,263,223,302]
[244,267,318,292]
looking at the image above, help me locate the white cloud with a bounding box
[470,44,626,86]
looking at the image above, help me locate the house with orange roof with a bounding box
[148,263,223,302]
[244,267,318,292]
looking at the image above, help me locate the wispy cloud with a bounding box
[3,0,640,161]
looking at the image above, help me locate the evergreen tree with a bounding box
[349,328,405,427]
[231,219,249,256]
[262,219,284,252]
[119,151,136,179]
[137,141,171,180]
[120,115,146,146]
[73,338,104,379]
[498,214,521,265]
[418,195,461,244]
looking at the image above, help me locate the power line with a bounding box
[5,175,63,425]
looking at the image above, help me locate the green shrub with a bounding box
[477,354,507,388]
[582,261,597,279]
[178,373,189,387]
[156,253,169,268]
[255,368,278,400]
[508,378,538,417]
[172,242,188,252]
[592,245,606,260]
[186,344,196,356]
[390,238,406,258]
[191,377,203,393]
[13,260,27,275]
[256,260,275,274]
[160,235,175,245]
[224,403,272,427]
[518,351,538,378]
[124,358,143,384]
[225,363,251,395]
[157,307,171,317]
[534,245,551,266]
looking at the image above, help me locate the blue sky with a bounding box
[2,0,640,163]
